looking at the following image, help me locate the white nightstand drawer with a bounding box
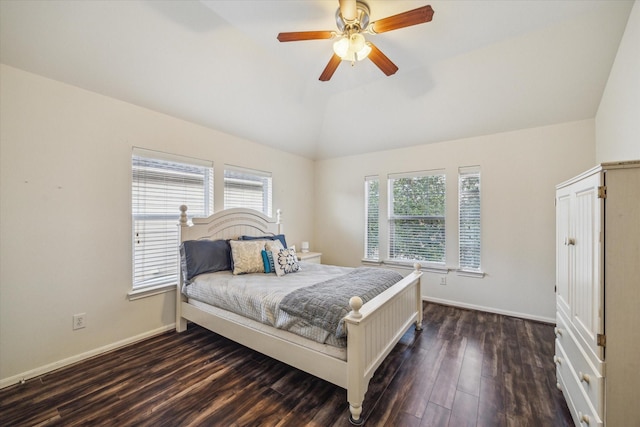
[298,251,322,264]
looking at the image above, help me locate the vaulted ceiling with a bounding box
[0,1,634,159]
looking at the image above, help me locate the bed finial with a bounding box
[276,209,283,234]
[179,205,188,225]
[413,263,422,273]
[349,296,363,319]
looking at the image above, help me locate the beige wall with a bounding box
[0,64,315,384]
[596,1,640,162]
[315,120,595,322]
[2,1,638,383]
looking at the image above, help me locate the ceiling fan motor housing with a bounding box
[335,1,370,33]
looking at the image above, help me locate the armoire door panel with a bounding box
[568,173,604,363]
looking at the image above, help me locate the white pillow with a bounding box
[274,248,300,277]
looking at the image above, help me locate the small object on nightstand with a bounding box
[298,251,322,264]
[301,241,309,253]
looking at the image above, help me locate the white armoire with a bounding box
[555,161,640,427]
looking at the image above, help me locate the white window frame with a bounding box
[458,166,483,277]
[364,176,380,261]
[387,170,446,266]
[130,148,213,299]
[224,165,273,217]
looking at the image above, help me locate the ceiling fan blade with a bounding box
[369,5,434,34]
[367,43,398,76]
[277,31,334,42]
[319,54,342,81]
[339,0,357,21]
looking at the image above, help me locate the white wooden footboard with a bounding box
[344,264,423,424]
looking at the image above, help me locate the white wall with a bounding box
[596,1,640,162]
[315,121,595,322]
[0,64,315,385]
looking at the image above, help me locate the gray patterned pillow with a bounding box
[230,240,266,275]
[274,248,300,277]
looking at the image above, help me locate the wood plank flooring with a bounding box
[0,302,573,426]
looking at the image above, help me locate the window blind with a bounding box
[224,165,272,217]
[364,176,379,260]
[388,171,446,263]
[132,149,213,289]
[459,167,481,271]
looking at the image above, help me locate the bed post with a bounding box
[176,205,188,333]
[414,263,423,331]
[346,296,365,425]
[276,209,283,235]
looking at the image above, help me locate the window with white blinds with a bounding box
[388,171,446,264]
[224,165,272,217]
[459,166,481,271]
[132,148,213,290]
[364,176,380,260]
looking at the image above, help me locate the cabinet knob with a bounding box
[554,327,562,337]
[578,411,590,424]
[564,237,576,246]
[579,371,591,384]
[553,356,563,365]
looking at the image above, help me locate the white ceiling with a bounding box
[0,0,634,159]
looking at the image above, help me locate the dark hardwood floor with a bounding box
[0,302,573,427]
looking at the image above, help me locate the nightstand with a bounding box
[297,251,322,264]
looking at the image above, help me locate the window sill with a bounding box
[128,283,176,301]
[382,259,449,273]
[456,269,485,278]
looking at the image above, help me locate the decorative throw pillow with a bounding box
[261,250,276,274]
[230,240,266,275]
[274,248,300,277]
[265,239,284,253]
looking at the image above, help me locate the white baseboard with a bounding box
[0,324,175,390]
[423,296,555,324]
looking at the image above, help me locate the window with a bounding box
[364,176,379,260]
[459,166,481,271]
[388,171,446,264]
[132,148,213,291]
[224,165,272,217]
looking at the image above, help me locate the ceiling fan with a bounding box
[277,0,434,81]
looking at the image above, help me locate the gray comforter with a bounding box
[279,267,403,338]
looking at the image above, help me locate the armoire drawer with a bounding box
[554,313,604,417]
[555,341,603,427]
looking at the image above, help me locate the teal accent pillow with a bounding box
[261,250,275,274]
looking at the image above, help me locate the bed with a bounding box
[176,206,423,424]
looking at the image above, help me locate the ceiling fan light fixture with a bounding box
[332,33,370,61]
[332,36,350,58]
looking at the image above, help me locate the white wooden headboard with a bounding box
[178,206,282,242]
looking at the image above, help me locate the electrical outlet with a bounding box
[73,313,86,330]
[440,276,447,286]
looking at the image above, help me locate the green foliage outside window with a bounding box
[389,174,446,263]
